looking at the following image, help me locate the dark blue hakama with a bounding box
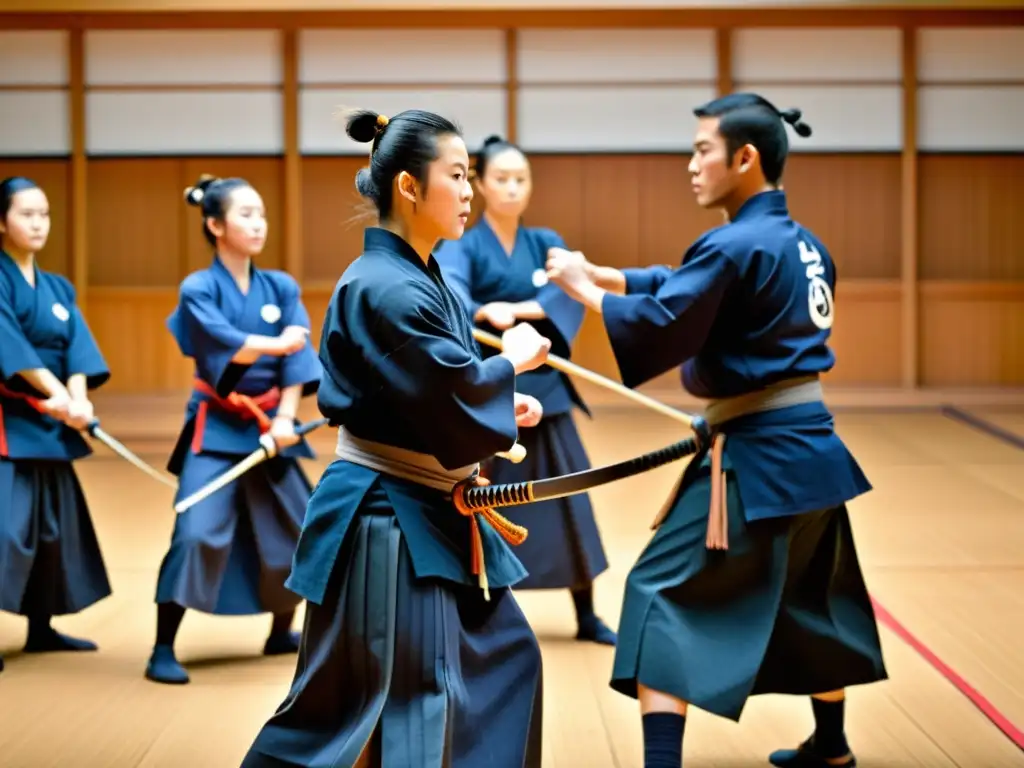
[156,450,311,616]
[241,481,543,768]
[483,412,608,590]
[609,448,888,722]
[0,458,111,618]
[0,253,113,635]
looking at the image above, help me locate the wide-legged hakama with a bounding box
[0,458,112,617]
[241,485,544,768]
[609,455,888,721]
[155,451,311,616]
[484,412,608,590]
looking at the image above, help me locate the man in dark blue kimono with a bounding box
[546,93,888,768]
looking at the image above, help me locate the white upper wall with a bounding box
[1,26,1022,156]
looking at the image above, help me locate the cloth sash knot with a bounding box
[335,427,528,600]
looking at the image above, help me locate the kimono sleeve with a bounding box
[0,279,45,382]
[621,266,675,296]
[531,229,585,359]
[168,275,250,393]
[601,243,737,390]
[367,281,518,470]
[434,239,481,320]
[59,278,111,390]
[274,274,322,396]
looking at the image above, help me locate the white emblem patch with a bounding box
[531,268,548,288]
[798,241,834,330]
[260,304,282,324]
[52,302,70,322]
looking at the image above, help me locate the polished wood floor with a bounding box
[1,402,1023,767]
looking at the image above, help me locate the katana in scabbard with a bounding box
[457,429,706,511]
[173,417,329,515]
[86,420,178,489]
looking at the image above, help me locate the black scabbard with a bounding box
[460,436,702,510]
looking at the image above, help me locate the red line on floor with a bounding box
[871,596,1024,752]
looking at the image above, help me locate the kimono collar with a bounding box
[731,190,790,223]
[0,249,37,287]
[364,227,442,278]
[211,253,255,294]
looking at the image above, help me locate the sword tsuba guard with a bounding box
[689,415,712,451]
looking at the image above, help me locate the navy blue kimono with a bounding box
[0,252,112,620]
[603,191,887,720]
[157,256,321,618]
[436,221,609,592]
[241,228,543,768]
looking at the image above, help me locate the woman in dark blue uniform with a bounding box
[547,94,887,768]
[145,175,322,685]
[241,108,552,768]
[0,176,112,673]
[436,135,615,646]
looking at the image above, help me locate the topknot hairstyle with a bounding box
[183,174,251,246]
[693,92,813,185]
[342,107,463,220]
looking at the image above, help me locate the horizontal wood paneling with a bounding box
[918,154,1024,280]
[920,282,1024,386]
[7,150,1021,392]
[85,156,284,287]
[86,287,194,393]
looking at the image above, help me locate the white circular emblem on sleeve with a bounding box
[532,268,548,288]
[260,304,282,324]
[808,277,834,330]
[52,302,70,322]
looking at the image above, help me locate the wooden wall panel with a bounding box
[783,154,902,279]
[920,283,1024,387]
[918,154,1024,281]
[0,157,70,275]
[87,288,193,393]
[301,156,369,284]
[86,157,285,287]
[87,158,183,287]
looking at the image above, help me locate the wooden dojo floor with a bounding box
[1,400,1024,768]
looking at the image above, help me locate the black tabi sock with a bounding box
[270,611,295,636]
[642,712,686,768]
[811,697,850,759]
[156,603,186,648]
[571,585,596,621]
[27,615,52,638]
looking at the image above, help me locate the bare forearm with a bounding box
[276,384,303,421]
[589,265,626,295]
[231,334,285,364]
[512,300,545,320]
[17,368,68,399]
[67,374,88,401]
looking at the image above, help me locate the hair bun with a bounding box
[779,108,802,124]
[183,174,219,207]
[780,108,812,138]
[342,108,385,144]
[481,134,504,147]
